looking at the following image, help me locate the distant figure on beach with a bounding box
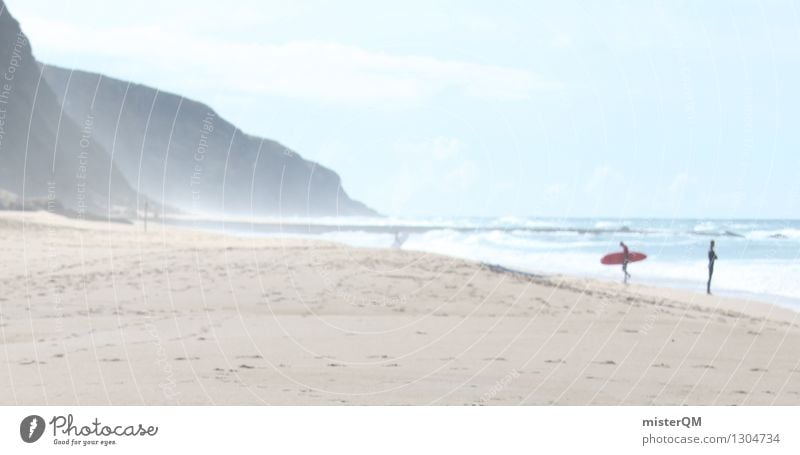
[392,231,408,249]
[620,241,631,284]
[707,240,718,294]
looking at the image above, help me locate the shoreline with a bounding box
[481,261,800,315]
[158,215,800,312]
[1,211,798,405]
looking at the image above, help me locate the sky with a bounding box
[6,0,800,218]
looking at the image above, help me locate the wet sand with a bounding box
[1,211,798,405]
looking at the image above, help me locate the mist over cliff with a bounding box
[42,67,377,217]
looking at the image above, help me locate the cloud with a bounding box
[380,136,479,211]
[22,17,560,105]
[551,32,573,49]
[585,165,624,194]
[668,171,690,195]
[422,136,462,160]
[442,160,478,192]
[544,182,569,198]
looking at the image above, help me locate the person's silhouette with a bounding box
[707,240,718,295]
[392,231,408,249]
[620,241,631,284]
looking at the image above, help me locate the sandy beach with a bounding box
[0,211,798,405]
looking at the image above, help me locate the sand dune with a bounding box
[0,211,798,405]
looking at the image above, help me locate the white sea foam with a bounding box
[747,228,800,240]
[209,216,800,308]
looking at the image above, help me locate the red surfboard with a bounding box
[601,251,647,265]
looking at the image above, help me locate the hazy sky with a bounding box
[7,0,800,218]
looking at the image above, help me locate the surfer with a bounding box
[707,240,718,294]
[620,241,631,284]
[392,231,408,249]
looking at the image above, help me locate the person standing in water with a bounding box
[620,241,631,284]
[707,240,718,295]
[392,230,408,249]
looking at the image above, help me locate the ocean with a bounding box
[169,216,800,310]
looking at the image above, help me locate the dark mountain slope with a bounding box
[42,67,376,217]
[0,1,139,217]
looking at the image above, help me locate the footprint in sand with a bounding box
[544,359,566,364]
[651,363,670,368]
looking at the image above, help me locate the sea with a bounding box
[169,216,800,311]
